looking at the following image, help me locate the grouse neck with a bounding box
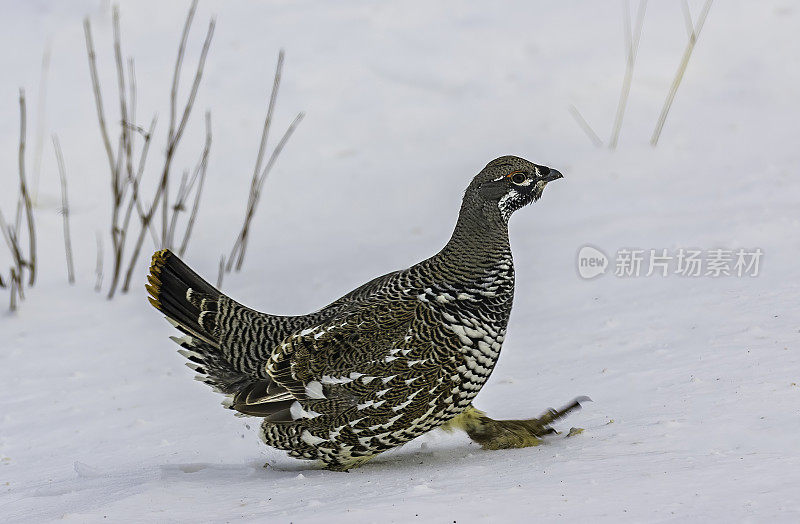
[434,199,512,278]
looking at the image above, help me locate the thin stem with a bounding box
[568,105,603,147]
[228,50,284,270]
[106,5,132,299]
[52,135,75,284]
[233,112,304,270]
[122,9,214,290]
[609,0,647,149]
[84,18,117,177]
[18,89,36,286]
[249,50,284,212]
[0,204,26,312]
[178,111,212,257]
[216,255,225,289]
[169,0,197,144]
[166,169,189,250]
[9,267,18,312]
[123,115,159,246]
[95,231,104,292]
[161,2,213,245]
[650,0,713,146]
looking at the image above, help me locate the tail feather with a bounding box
[146,249,219,338]
[147,249,296,418]
[147,249,250,395]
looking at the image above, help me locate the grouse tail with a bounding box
[146,249,251,394]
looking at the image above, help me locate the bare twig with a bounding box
[224,51,284,272]
[103,7,129,299]
[609,0,647,149]
[0,210,17,263]
[249,50,284,209]
[0,205,27,311]
[0,210,22,284]
[161,0,212,245]
[221,51,297,273]
[84,18,117,176]
[18,90,36,286]
[226,50,284,271]
[86,15,125,298]
[226,49,285,271]
[158,13,215,246]
[128,58,137,136]
[121,115,159,248]
[14,266,24,301]
[157,111,210,266]
[178,112,212,256]
[229,111,304,271]
[650,0,713,146]
[568,104,603,147]
[216,255,225,289]
[121,7,215,292]
[52,135,75,284]
[166,170,189,250]
[169,0,198,150]
[113,8,135,196]
[95,231,104,292]
[9,267,19,312]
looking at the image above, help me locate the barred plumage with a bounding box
[147,155,587,470]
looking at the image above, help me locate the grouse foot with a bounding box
[444,396,591,450]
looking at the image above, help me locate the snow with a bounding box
[2,1,800,521]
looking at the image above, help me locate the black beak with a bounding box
[539,165,563,183]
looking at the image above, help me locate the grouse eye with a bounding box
[511,172,527,185]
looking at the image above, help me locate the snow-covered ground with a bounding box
[2,1,799,521]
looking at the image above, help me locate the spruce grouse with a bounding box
[146,155,587,471]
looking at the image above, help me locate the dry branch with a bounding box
[568,104,603,147]
[250,50,285,205]
[0,207,26,312]
[120,116,159,250]
[225,50,284,272]
[52,135,75,284]
[216,255,225,289]
[222,49,303,274]
[17,90,36,286]
[9,267,19,311]
[159,1,214,245]
[84,3,214,298]
[609,0,647,150]
[120,6,215,293]
[85,15,125,298]
[95,231,104,292]
[229,111,304,272]
[177,112,212,256]
[83,19,116,176]
[650,0,713,146]
[0,210,24,295]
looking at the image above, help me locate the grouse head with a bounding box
[467,155,563,222]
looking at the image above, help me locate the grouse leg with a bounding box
[444,396,590,450]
